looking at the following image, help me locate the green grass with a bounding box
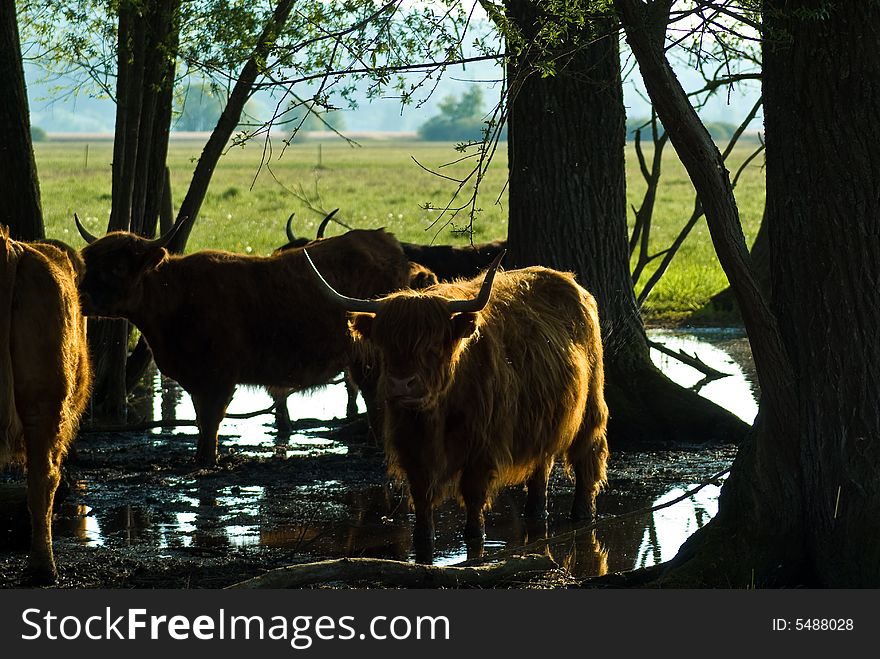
[34,138,764,324]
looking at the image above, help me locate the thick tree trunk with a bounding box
[761,1,880,586]
[504,3,746,448]
[615,0,880,587]
[0,0,44,240]
[89,0,180,421]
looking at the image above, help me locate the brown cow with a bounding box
[1,226,92,583]
[306,250,609,563]
[75,214,410,466]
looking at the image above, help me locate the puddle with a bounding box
[3,327,755,585]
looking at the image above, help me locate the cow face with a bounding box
[350,295,480,409]
[79,233,167,317]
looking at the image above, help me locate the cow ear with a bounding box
[349,313,375,340]
[451,312,479,340]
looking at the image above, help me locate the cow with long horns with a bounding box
[1,227,92,583]
[75,214,410,466]
[306,250,609,562]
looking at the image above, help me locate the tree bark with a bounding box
[0,0,44,240]
[615,0,880,587]
[88,0,181,421]
[503,2,747,448]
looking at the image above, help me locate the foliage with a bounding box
[174,82,226,132]
[17,0,498,144]
[418,87,504,142]
[30,125,47,141]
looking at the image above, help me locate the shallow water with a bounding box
[37,328,756,581]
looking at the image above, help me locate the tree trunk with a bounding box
[0,0,43,240]
[89,0,180,421]
[615,0,880,587]
[706,208,770,316]
[504,2,747,448]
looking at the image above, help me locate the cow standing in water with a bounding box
[1,227,92,584]
[306,251,609,562]
[75,215,410,467]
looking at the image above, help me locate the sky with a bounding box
[24,9,762,137]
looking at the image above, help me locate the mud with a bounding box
[0,329,751,589]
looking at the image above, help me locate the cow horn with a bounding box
[74,213,98,244]
[304,249,381,313]
[447,249,506,314]
[316,208,339,239]
[285,213,297,243]
[145,214,188,250]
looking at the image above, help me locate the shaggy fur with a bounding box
[79,227,409,466]
[349,266,609,560]
[0,227,92,583]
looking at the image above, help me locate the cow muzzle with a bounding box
[385,374,426,406]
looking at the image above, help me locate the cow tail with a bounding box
[584,356,609,490]
[0,226,24,465]
[568,353,609,494]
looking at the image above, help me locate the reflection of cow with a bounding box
[307,251,609,562]
[1,227,92,583]
[75,215,409,466]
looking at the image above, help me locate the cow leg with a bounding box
[343,370,359,419]
[461,467,490,541]
[348,358,385,445]
[22,416,63,585]
[272,390,292,433]
[192,388,234,468]
[409,479,435,564]
[525,462,552,520]
[568,430,603,522]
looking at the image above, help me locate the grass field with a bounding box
[34,137,764,323]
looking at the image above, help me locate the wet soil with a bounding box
[0,423,737,588]
[0,329,749,589]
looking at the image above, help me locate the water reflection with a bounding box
[45,328,754,580]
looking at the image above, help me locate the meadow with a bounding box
[35,137,764,323]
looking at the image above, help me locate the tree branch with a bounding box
[614,0,796,436]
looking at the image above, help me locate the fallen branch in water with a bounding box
[226,554,557,589]
[648,339,730,381]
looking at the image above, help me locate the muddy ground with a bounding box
[1,329,750,589]
[0,418,737,588]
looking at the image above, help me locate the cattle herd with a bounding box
[1,210,608,584]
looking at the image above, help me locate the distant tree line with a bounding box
[625,117,746,142]
[417,88,745,144]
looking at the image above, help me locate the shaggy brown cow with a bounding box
[75,215,410,466]
[306,250,609,562]
[1,227,92,583]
